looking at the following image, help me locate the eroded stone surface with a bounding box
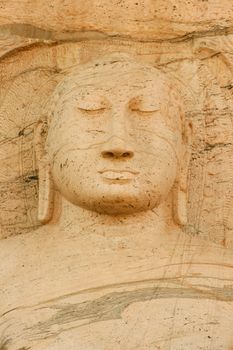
[1,3,233,349]
[1,0,233,40]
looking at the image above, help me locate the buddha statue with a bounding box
[0,55,233,350]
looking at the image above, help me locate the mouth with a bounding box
[99,169,139,183]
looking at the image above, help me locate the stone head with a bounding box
[35,55,192,224]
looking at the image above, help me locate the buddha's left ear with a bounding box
[34,119,54,224]
[173,120,193,226]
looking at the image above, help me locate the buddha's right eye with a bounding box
[76,94,108,115]
[77,107,106,115]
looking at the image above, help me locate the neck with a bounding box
[47,192,178,240]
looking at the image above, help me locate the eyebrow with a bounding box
[129,96,160,108]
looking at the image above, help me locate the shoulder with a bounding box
[0,226,51,292]
[0,226,48,261]
[190,235,233,263]
[0,226,61,315]
[182,234,233,281]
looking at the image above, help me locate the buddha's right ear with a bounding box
[34,120,54,224]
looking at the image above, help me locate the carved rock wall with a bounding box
[1,3,233,350]
[1,4,233,246]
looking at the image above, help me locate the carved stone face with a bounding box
[46,59,183,215]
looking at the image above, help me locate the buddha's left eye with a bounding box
[131,108,158,115]
[129,97,159,115]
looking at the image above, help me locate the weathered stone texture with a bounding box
[1,2,233,349]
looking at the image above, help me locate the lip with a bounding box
[99,169,139,182]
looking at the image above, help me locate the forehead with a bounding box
[59,63,170,100]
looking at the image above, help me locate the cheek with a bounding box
[137,138,179,194]
[51,149,96,190]
[145,157,177,185]
[50,156,82,202]
[133,120,181,150]
[138,133,179,167]
[47,117,106,157]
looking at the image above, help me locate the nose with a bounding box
[101,107,134,159]
[101,142,134,159]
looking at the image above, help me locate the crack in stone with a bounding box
[21,284,233,340]
[1,23,233,44]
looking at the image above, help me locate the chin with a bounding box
[60,184,162,215]
[78,193,160,216]
[88,202,149,216]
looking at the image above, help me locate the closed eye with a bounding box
[131,108,159,115]
[77,107,106,114]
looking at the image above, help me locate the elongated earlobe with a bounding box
[173,183,187,226]
[38,157,54,224]
[173,120,192,227]
[34,120,54,224]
